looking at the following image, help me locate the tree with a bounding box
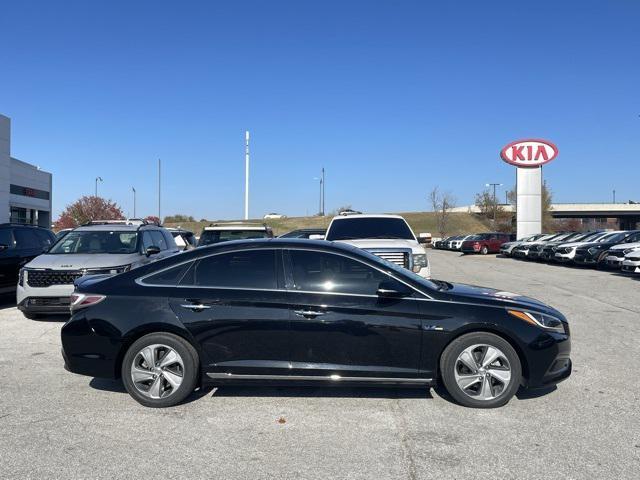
[54,196,124,230]
[429,187,456,238]
[164,214,195,223]
[475,189,504,221]
[145,215,160,225]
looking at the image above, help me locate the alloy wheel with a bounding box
[130,344,185,399]
[453,344,511,401]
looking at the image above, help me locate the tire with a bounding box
[23,312,40,320]
[439,332,521,408]
[480,246,489,255]
[121,332,199,408]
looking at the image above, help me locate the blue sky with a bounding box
[1,1,639,220]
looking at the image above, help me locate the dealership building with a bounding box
[0,114,52,227]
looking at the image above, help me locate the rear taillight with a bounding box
[70,293,106,311]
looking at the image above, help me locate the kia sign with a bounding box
[500,139,558,167]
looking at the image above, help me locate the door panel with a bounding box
[286,249,423,378]
[169,289,290,374]
[169,249,291,375]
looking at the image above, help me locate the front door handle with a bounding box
[180,304,212,311]
[294,309,325,318]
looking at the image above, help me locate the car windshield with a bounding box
[467,234,489,240]
[48,230,138,254]
[326,218,415,241]
[599,232,626,243]
[198,229,269,246]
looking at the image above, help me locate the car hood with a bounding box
[556,240,594,248]
[335,239,421,251]
[25,253,137,270]
[441,282,558,315]
[609,242,640,251]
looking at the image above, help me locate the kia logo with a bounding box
[500,139,558,167]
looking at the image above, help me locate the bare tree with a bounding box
[429,187,456,238]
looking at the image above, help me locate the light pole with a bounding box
[314,173,323,216]
[95,176,103,197]
[132,187,136,218]
[321,167,325,216]
[485,183,503,224]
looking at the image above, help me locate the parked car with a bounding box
[263,213,286,219]
[197,223,274,247]
[0,223,56,295]
[460,233,511,255]
[450,235,473,251]
[166,227,196,251]
[55,228,73,241]
[512,233,571,259]
[434,236,455,250]
[17,220,180,318]
[324,214,430,278]
[279,228,327,239]
[527,232,585,260]
[338,208,362,216]
[603,236,640,268]
[445,235,464,250]
[621,250,640,274]
[573,230,640,266]
[550,231,613,263]
[61,238,571,408]
[500,234,547,257]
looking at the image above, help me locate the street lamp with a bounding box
[485,183,503,224]
[95,176,103,197]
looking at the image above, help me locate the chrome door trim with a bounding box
[206,372,433,383]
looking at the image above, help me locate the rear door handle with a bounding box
[294,309,325,318]
[180,304,212,311]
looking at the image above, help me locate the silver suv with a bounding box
[17,220,180,318]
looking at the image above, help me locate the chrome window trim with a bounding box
[135,246,432,299]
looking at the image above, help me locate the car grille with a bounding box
[608,250,625,258]
[366,250,410,268]
[26,270,83,288]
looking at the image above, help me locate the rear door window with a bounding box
[187,250,278,289]
[0,229,15,248]
[13,228,40,249]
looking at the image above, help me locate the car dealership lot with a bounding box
[0,250,638,479]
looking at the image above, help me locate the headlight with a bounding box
[18,268,25,286]
[412,253,428,272]
[508,309,565,333]
[84,264,132,275]
[623,247,640,255]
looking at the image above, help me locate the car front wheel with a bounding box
[121,332,199,408]
[440,332,522,408]
[480,245,489,255]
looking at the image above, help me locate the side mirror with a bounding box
[146,245,161,257]
[309,234,325,240]
[377,280,411,298]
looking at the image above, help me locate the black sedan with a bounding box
[573,230,640,266]
[61,239,571,409]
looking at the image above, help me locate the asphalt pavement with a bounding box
[0,249,638,479]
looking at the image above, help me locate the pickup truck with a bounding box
[324,214,430,278]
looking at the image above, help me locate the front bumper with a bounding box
[605,256,624,268]
[17,283,75,315]
[524,332,572,389]
[621,259,640,274]
[553,252,575,263]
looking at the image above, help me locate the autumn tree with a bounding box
[54,196,124,230]
[144,216,161,225]
[429,187,456,238]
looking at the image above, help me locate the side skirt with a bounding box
[205,372,433,385]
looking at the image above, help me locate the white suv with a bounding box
[324,214,430,278]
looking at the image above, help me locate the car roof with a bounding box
[331,214,404,220]
[203,224,269,231]
[73,224,161,232]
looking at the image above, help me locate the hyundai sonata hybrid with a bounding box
[61,239,571,409]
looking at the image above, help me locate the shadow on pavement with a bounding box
[0,294,16,310]
[515,385,557,400]
[209,385,432,400]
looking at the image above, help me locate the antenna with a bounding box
[244,131,250,220]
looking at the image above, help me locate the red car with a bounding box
[461,233,512,254]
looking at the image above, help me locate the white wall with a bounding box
[516,167,542,238]
[0,115,11,223]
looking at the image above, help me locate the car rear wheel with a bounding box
[440,332,521,408]
[122,332,199,408]
[480,245,489,255]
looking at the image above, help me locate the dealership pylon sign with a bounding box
[500,139,558,239]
